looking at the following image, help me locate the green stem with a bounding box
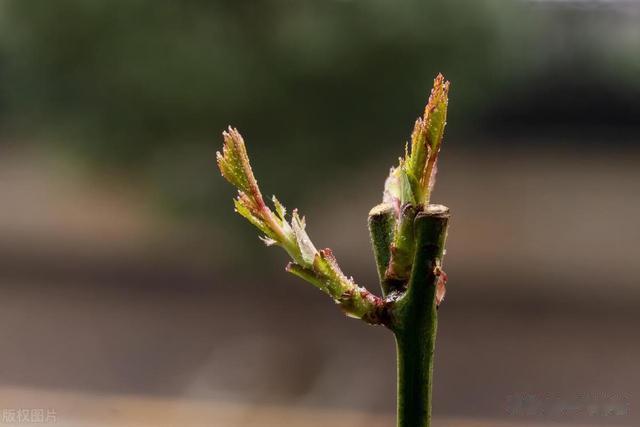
[391,205,449,427]
[368,203,395,296]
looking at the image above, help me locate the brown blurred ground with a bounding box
[1,386,624,427]
[0,143,637,426]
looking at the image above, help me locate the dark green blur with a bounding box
[0,0,638,218]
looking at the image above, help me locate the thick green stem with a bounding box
[391,205,449,427]
[368,203,395,296]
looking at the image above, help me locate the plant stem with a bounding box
[392,205,449,427]
[368,203,395,296]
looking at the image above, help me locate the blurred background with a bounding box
[0,0,638,426]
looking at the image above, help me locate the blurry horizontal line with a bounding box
[0,386,614,427]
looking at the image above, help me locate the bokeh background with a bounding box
[0,1,638,426]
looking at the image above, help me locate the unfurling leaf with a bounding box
[291,209,318,265]
[435,268,448,306]
[217,127,385,324]
[377,75,451,295]
[383,74,450,207]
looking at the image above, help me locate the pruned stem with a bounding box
[391,205,450,427]
[368,203,395,296]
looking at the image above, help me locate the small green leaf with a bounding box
[217,127,255,195]
[291,210,318,266]
[233,196,272,238]
[272,195,287,221]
